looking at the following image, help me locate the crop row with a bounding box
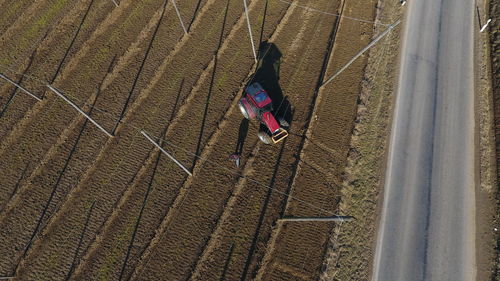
[256,0,379,279]
[0,0,378,279]
[174,1,343,279]
[0,0,126,202]
[0,0,203,276]
[70,0,291,279]
[10,0,282,279]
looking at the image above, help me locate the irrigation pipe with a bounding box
[279,216,352,222]
[243,0,258,63]
[171,0,188,34]
[321,20,401,87]
[47,85,113,137]
[141,130,192,176]
[0,73,41,101]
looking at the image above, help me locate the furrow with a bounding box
[9,0,272,279]
[0,0,167,221]
[125,0,340,279]
[0,0,41,37]
[258,0,379,279]
[182,1,342,279]
[0,0,161,205]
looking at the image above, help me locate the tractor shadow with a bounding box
[250,41,292,126]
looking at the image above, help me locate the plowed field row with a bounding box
[258,0,378,279]
[179,1,343,280]
[8,0,287,279]
[63,0,289,279]
[0,0,211,277]
[0,0,143,200]
[0,0,77,63]
[0,0,107,141]
[68,0,289,279]
[0,0,380,280]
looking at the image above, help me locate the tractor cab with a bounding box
[245,83,273,113]
[238,82,289,144]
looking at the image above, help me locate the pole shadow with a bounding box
[112,0,169,134]
[191,0,231,170]
[187,0,203,33]
[64,201,96,281]
[0,48,37,120]
[50,0,96,85]
[256,0,268,58]
[219,243,235,281]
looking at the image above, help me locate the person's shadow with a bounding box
[234,118,249,155]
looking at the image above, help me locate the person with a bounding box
[229,153,241,167]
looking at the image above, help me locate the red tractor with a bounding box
[238,82,288,144]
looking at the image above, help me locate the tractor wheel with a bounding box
[278,117,289,129]
[238,100,250,119]
[258,131,272,145]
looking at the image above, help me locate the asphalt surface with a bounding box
[372,0,476,280]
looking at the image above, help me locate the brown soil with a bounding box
[0,0,386,280]
[474,0,499,279]
[487,0,500,278]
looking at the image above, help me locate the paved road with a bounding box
[372,0,476,280]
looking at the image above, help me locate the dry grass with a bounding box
[320,0,403,280]
[487,0,500,278]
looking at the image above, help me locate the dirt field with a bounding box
[0,0,383,280]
